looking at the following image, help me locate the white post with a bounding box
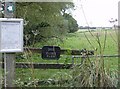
[0,53,2,89]
[118,2,120,88]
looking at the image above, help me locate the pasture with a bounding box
[15,29,118,87]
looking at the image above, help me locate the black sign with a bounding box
[42,46,61,60]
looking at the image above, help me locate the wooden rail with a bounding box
[24,47,94,55]
[16,63,73,69]
[1,48,119,69]
[1,62,73,69]
[1,53,119,69]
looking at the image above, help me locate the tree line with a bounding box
[16,2,79,46]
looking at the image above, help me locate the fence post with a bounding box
[118,2,120,88]
[72,56,74,64]
[0,1,3,89]
[3,1,16,88]
[4,53,15,87]
[0,53,2,89]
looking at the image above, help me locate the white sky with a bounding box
[72,0,119,27]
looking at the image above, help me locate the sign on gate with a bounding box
[0,18,23,52]
[42,46,61,60]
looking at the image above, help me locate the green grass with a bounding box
[34,29,117,54]
[15,29,118,87]
[17,29,118,63]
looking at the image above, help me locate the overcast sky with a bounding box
[72,0,119,27]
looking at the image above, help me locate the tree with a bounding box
[63,13,79,33]
[16,2,75,46]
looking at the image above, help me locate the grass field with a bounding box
[15,29,118,87]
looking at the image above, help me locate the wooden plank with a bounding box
[1,62,73,69]
[24,47,94,55]
[16,63,73,69]
[0,53,119,70]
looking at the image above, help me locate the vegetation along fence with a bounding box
[2,47,119,69]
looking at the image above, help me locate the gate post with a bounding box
[3,1,16,88]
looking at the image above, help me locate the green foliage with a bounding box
[63,13,79,33]
[16,2,76,46]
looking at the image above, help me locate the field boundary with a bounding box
[1,48,119,69]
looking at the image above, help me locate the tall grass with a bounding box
[15,29,118,87]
